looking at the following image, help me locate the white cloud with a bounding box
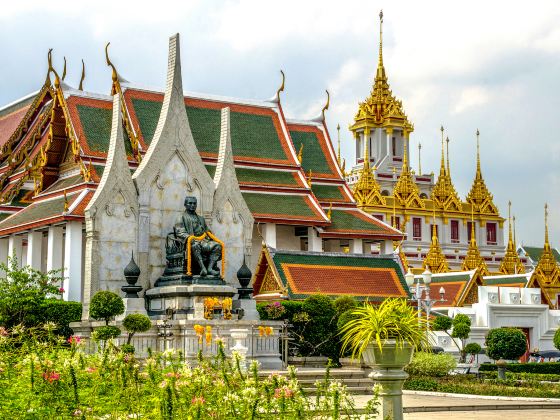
[452,86,490,114]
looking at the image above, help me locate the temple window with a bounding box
[451,220,459,243]
[468,221,475,241]
[392,137,396,156]
[412,217,422,241]
[486,222,497,245]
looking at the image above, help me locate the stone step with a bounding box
[302,385,374,395]
[297,377,372,386]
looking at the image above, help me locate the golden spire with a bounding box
[513,215,517,245]
[394,136,423,207]
[337,124,341,166]
[79,59,85,91]
[462,204,489,274]
[353,128,386,208]
[351,11,413,133]
[423,208,449,273]
[467,129,497,214]
[418,142,422,175]
[530,203,560,303]
[430,127,460,209]
[446,136,451,177]
[500,201,525,274]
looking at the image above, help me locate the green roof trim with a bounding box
[0,196,66,229]
[76,105,112,153]
[484,275,528,286]
[242,192,317,219]
[131,98,289,161]
[131,98,162,145]
[311,184,345,201]
[236,168,298,186]
[328,210,384,232]
[522,246,560,264]
[290,130,333,175]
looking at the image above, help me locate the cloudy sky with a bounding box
[1,0,559,246]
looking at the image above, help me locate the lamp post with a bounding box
[405,268,445,334]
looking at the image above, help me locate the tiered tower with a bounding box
[346,11,507,272]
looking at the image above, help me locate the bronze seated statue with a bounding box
[159,196,225,285]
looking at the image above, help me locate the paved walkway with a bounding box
[351,392,560,419]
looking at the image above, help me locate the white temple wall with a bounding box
[276,225,301,251]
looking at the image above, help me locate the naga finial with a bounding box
[105,42,120,95]
[79,59,86,91]
[275,70,285,102]
[297,143,304,164]
[62,57,67,81]
[321,90,330,121]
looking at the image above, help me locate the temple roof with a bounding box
[252,246,410,301]
[0,62,401,240]
[483,272,531,288]
[414,269,482,307]
[520,245,560,265]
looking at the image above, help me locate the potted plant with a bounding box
[340,298,427,420]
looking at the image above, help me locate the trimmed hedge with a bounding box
[479,362,560,374]
[40,299,82,337]
[256,301,303,321]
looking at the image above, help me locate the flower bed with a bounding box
[0,325,379,419]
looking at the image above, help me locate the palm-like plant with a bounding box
[340,298,428,359]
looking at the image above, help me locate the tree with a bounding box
[89,291,124,325]
[554,328,560,352]
[431,315,461,355]
[451,314,471,362]
[485,328,527,361]
[0,257,64,328]
[333,296,357,316]
[122,313,152,345]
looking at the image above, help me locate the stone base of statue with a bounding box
[116,298,148,321]
[233,298,259,321]
[145,284,237,319]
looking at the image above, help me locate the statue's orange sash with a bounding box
[186,232,225,277]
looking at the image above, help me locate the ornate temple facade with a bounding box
[0,35,405,309]
[345,12,510,274]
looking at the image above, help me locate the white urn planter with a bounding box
[364,340,414,420]
[230,328,249,369]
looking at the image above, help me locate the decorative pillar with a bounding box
[7,235,23,267]
[47,225,64,273]
[380,239,393,255]
[262,223,277,248]
[350,238,363,254]
[63,221,83,302]
[307,227,323,252]
[27,231,43,271]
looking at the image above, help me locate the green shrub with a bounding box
[333,296,357,316]
[452,314,472,362]
[92,325,121,341]
[337,308,358,331]
[298,295,339,360]
[486,327,527,361]
[120,343,135,354]
[404,377,439,391]
[122,313,152,344]
[479,362,560,374]
[554,328,560,351]
[89,291,124,325]
[0,258,64,328]
[405,352,457,377]
[280,301,304,320]
[464,342,482,355]
[40,300,82,337]
[432,316,452,331]
[453,314,472,327]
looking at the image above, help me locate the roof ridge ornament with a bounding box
[79,59,85,91]
[105,42,121,95]
[62,57,67,81]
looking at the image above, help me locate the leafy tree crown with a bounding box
[485,327,527,360]
[89,291,124,324]
[122,313,152,334]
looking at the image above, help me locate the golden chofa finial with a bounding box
[321,90,330,121]
[327,202,333,221]
[307,169,313,187]
[62,57,67,81]
[63,189,69,213]
[79,59,85,91]
[105,42,121,95]
[46,48,61,86]
[275,70,285,103]
[336,124,341,166]
[297,143,304,164]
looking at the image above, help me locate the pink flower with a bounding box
[191,396,205,405]
[274,386,294,399]
[42,371,61,383]
[85,367,97,374]
[0,327,8,337]
[58,287,65,293]
[165,372,180,378]
[72,409,82,417]
[67,336,81,345]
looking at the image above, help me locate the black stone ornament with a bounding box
[121,252,143,298]
[237,257,253,299]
